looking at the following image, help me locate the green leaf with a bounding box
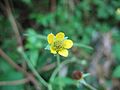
[0,59,13,73]
[25,28,42,49]
[0,70,23,81]
[26,50,39,67]
[0,85,24,90]
[112,43,120,61]
[0,70,24,90]
[112,65,120,78]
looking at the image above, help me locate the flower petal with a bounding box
[47,33,55,44]
[63,40,73,49]
[56,32,65,40]
[58,49,68,57]
[50,46,57,54]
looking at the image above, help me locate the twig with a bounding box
[49,0,56,12]
[4,0,23,46]
[0,78,29,86]
[39,62,56,73]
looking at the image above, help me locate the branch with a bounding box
[0,78,29,86]
[4,0,23,46]
[39,62,56,73]
[0,48,23,71]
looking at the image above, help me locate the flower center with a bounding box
[53,40,64,51]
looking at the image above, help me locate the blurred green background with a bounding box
[0,0,120,90]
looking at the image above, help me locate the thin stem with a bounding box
[0,78,29,86]
[48,84,52,90]
[83,82,97,90]
[5,0,23,46]
[50,59,76,82]
[56,54,63,90]
[57,54,60,67]
[20,49,49,88]
[74,43,93,50]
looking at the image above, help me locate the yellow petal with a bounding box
[58,49,68,57]
[47,33,55,44]
[56,32,65,40]
[50,46,57,54]
[63,40,73,49]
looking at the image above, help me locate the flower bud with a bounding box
[72,70,83,80]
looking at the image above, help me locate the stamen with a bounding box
[53,40,64,51]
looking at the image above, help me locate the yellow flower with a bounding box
[47,32,73,57]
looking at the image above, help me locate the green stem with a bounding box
[49,57,97,90]
[57,54,60,67]
[83,82,97,90]
[56,54,63,90]
[48,84,52,90]
[50,59,76,82]
[74,43,93,50]
[20,49,50,89]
